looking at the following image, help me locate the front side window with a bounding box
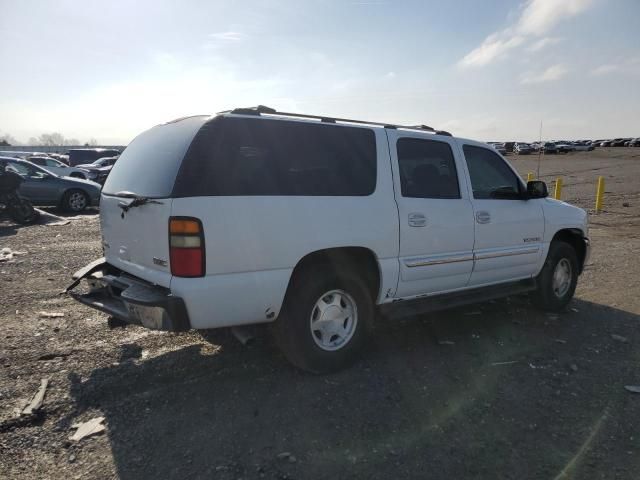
[463,145,522,199]
[397,138,460,199]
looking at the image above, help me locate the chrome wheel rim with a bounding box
[552,258,572,298]
[69,192,86,211]
[310,289,357,351]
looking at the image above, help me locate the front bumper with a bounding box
[66,258,190,331]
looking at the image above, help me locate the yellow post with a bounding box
[526,172,534,182]
[595,176,605,212]
[554,177,563,200]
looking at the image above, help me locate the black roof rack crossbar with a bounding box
[219,106,453,136]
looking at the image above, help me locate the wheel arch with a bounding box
[286,246,382,303]
[551,228,587,273]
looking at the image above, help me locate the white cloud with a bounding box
[590,59,640,76]
[520,64,569,84]
[459,34,525,68]
[526,36,562,52]
[458,0,594,68]
[591,64,621,76]
[208,31,245,41]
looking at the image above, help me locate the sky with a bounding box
[0,0,638,144]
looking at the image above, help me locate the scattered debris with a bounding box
[39,311,65,318]
[611,334,629,343]
[570,307,579,313]
[277,452,293,460]
[569,363,579,372]
[70,416,106,441]
[491,360,518,366]
[437,340,455,346]
[22,379,48,415]
[622,202,630,207]
[38,351,73,361]
[0,248,27,263]
[554,339,567,344]
[624,385,640,394]
[35,209,70,226]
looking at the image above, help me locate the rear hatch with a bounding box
[100,115,210,287]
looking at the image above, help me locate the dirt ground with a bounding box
[1,148,639,479]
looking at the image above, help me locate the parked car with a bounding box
[611,138,631,147]
[0,157,101,212]
[542,142,558,154]
[555,142,576,154]
[600,140,612,147]
[628,138,640,147]
[514,143,533,155]
[75,156,119,184]
[570,142,595,152]
[48,153,70,165]
[503,142,515,154]
[67,107,590,373]
[488,142,507,154]
[27,156,97,180]
[0,150,49,159]
[67,148,121,167]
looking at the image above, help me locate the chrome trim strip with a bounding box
[405,254,474,268]
[474,247,539,261]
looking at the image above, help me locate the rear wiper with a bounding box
[115,191,163,216]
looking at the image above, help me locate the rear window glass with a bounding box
[102,116,208,197]
[172,117,377,197]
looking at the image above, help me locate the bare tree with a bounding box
[37,132,66,146]
[0,133,18,146]
[86,137,98,146]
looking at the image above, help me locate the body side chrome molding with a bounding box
[405,246,540,268]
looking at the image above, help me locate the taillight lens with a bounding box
[169,217,205,277]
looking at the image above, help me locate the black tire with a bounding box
[532,241,578,311]
[62,189,89,212]
[7,198,39,225]
[273,265,373,374]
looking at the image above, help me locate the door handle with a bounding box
[476,211,491,224]
[408,213,427,227]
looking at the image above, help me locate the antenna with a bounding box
[536,120,543,179]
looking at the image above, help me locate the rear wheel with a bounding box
[532,241,578,311]
[8,198,39,224]
[63,189,89,212]
[273,265,373,373]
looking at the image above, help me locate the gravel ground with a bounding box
[1,148,639,479]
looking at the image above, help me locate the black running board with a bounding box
[379,278,537,319]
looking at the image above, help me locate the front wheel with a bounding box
[62,189,89,212]
[532,241,578,311]
[273,266,373,374]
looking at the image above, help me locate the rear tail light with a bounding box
[169,217,205,277]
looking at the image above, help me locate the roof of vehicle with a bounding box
[215,105,454,137]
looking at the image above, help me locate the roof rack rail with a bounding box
[220,106,453,136]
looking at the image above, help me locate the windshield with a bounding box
[102,116,208,197]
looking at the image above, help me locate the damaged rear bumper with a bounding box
[66,258,191,332]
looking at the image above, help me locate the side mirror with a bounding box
[527,180,548,199]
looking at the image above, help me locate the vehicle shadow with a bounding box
[65,297,640,480]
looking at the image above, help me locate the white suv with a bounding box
[67,106,590,373]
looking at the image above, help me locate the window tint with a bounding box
[173,117,377,197]
[463,145,522,199]
[45,159,59,167]
[397,138,460,199]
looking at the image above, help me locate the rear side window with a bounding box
[397,138,460,199]
[463,145,522,199]
[173,117,377,197]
